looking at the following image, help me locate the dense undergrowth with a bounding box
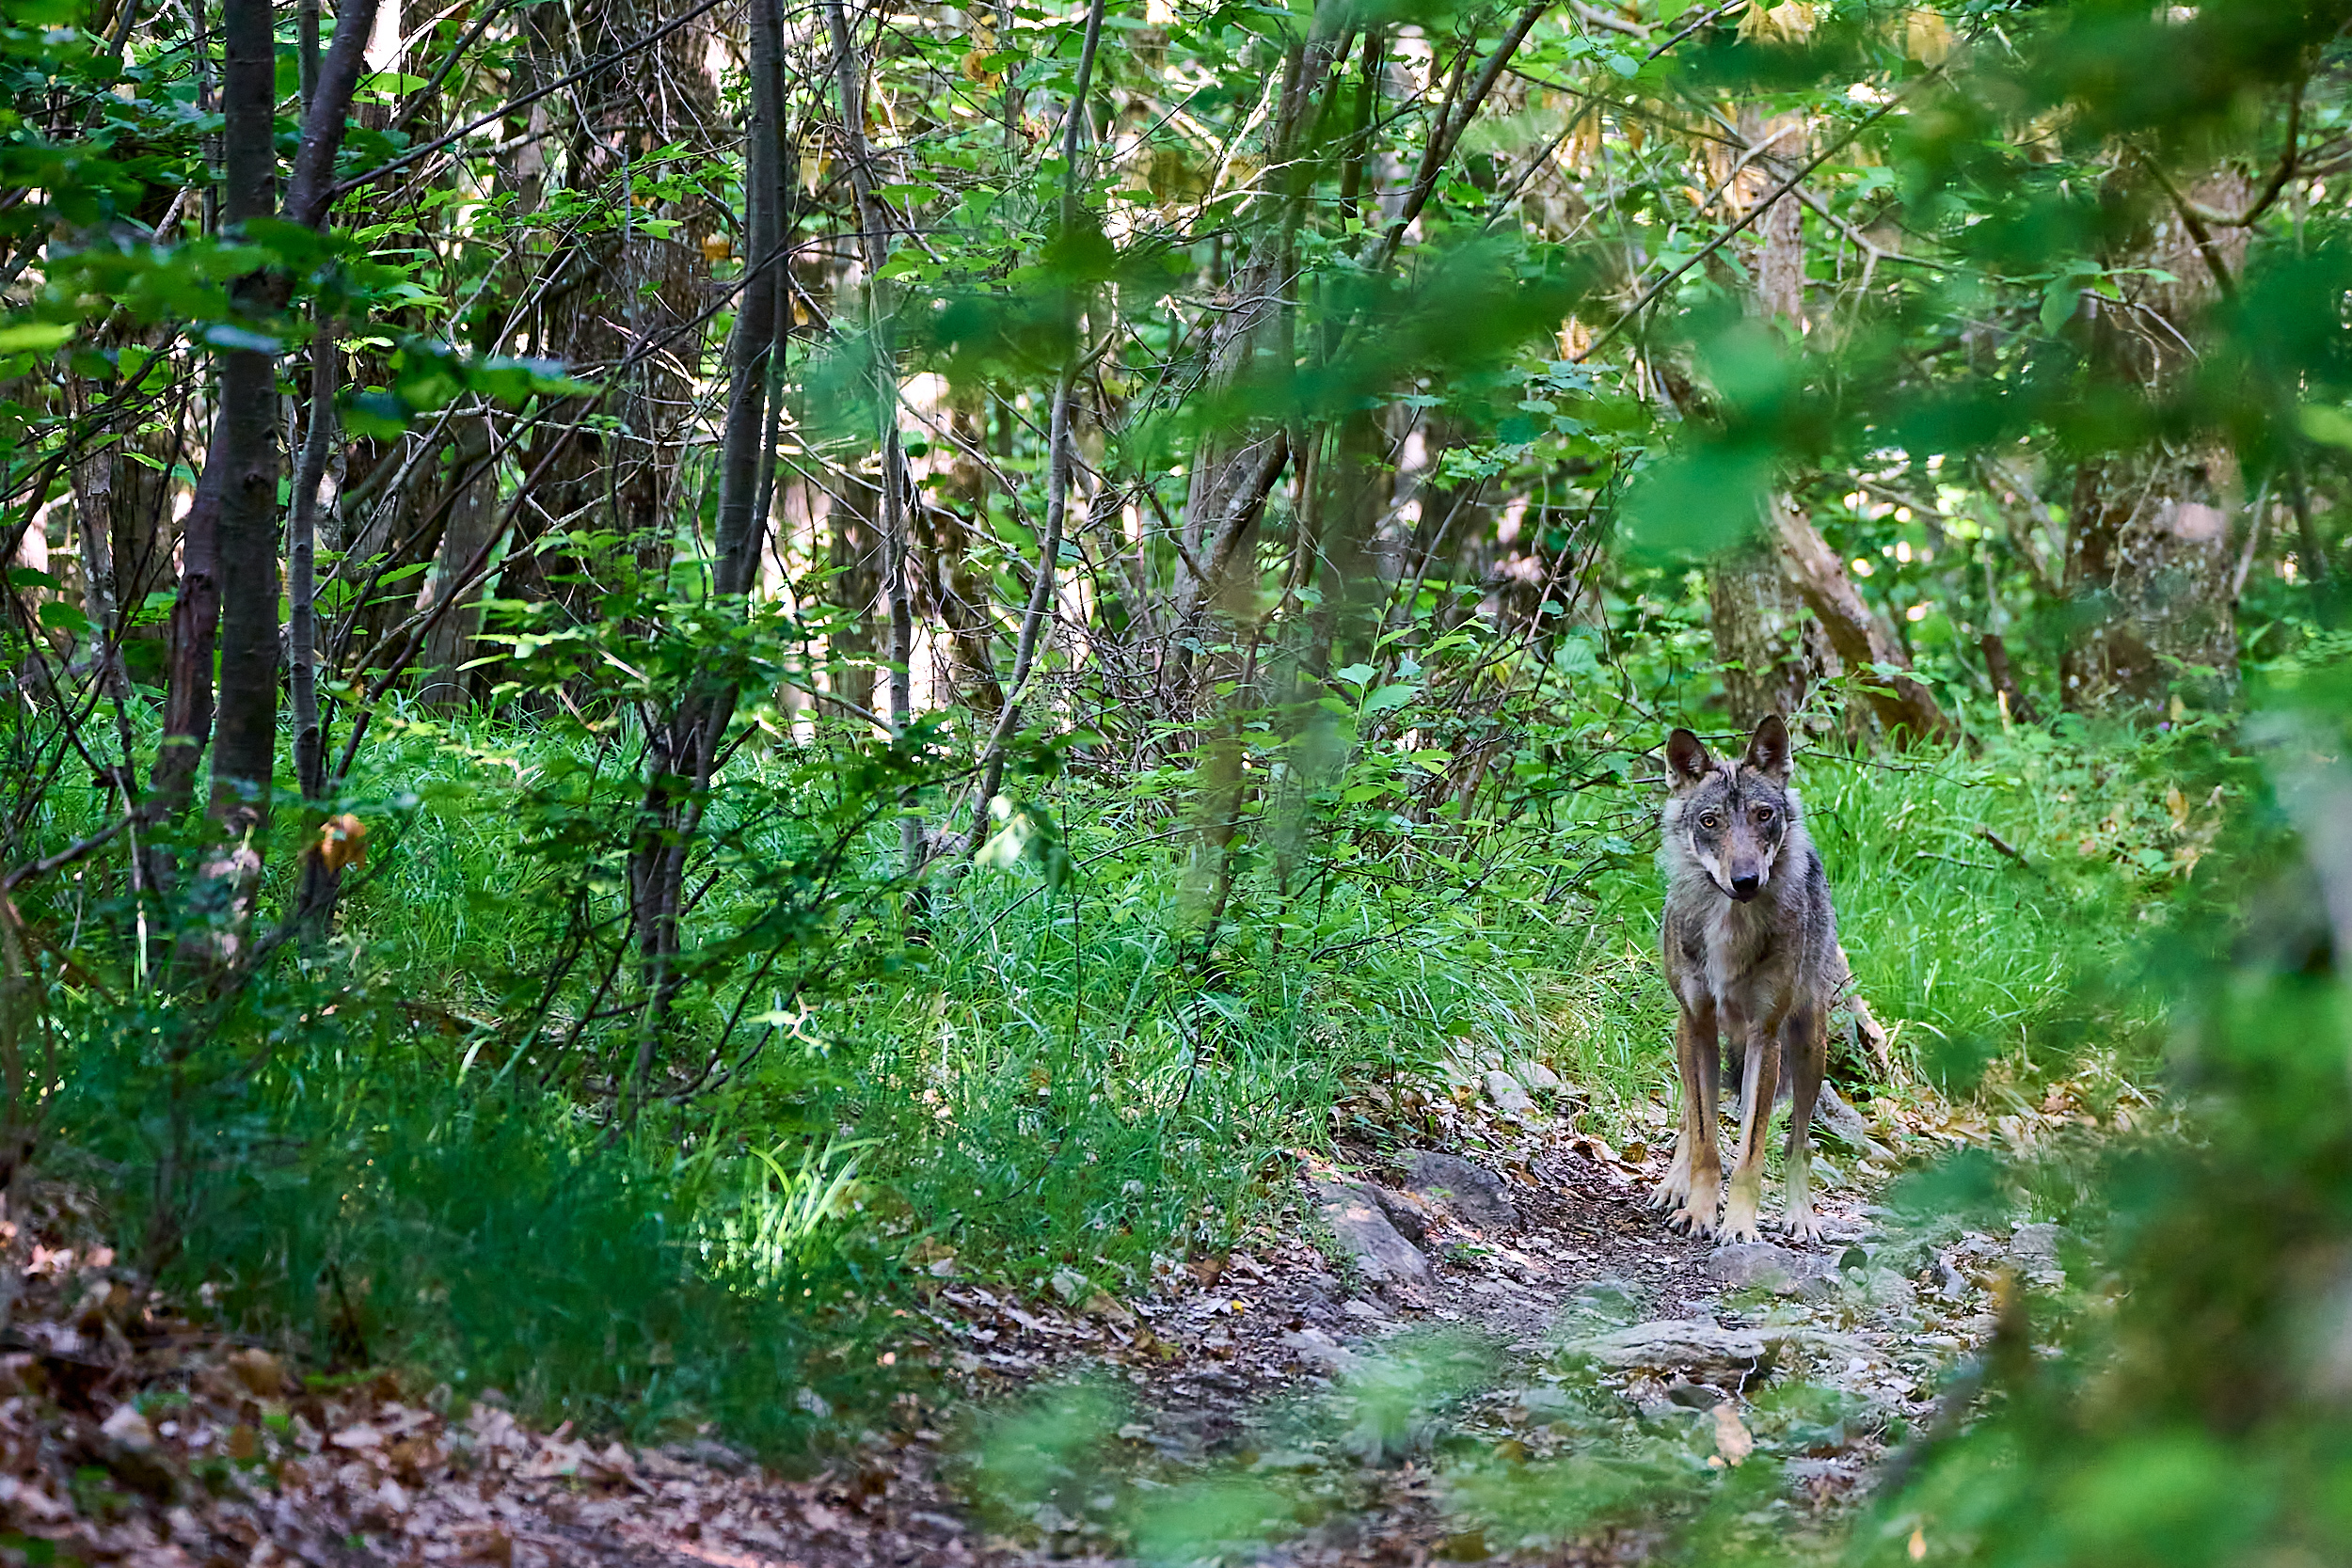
[11,680,2210,1461]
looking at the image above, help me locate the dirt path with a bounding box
[0,1117,2042,1568]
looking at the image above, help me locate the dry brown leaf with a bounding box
[315,813,370,875]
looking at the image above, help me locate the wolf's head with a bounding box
[1662,715,1795,904]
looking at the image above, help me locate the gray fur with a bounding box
[1652,715,1841,1243]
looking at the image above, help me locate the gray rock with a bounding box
[1365,1183,1434,1243]
[1482,1069,1537,1117]
[1405,1150,1519,1231]
[1575,1320,1772,1371]
[1847,1267,1918,1315]
[2010,1223,2065,1262]
[1516,1060,1565,1093]
[1708,1243,1836,1298]
[1573,1318,1867,1372]
[1280,1326,1359,1371]
[1310,1180,1432,1289]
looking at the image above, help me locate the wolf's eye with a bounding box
[1754,806,1774,822]
[1698,814,1719,830]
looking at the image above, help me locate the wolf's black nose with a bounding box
[1730,873,1760,898]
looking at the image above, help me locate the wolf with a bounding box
[1651,714,1839,1243]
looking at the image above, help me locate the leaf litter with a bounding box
[0,1067,2105,1564]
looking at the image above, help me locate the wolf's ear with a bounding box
[1745,714,1791,780]
[1666,729,1711,788]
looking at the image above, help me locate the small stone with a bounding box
[1051,1267,1089,1303]
[99,1403,154,1451]
[1573,1318,1865,1372]
[1574,1320,1772,1371]
[1482,1069,1537,1117]
[1081,1291,1136,1326]
[2010,1223,2065,1262]
[1708,1242,1835,1298]
[1281,1327,1359,1370]
[1516,1060,1565,1093]
[1365,1184,1434,1243]
[1405,1151,1519,1231]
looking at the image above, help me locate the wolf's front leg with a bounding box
[1667,1005,1724,1235]
[1720,1013,1777,1243]
[1651,1006,1706,1212]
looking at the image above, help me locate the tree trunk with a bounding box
[413,416,501,711]
[826,471,883,718]
[195,0,287,952]
[626,0,791,1109]
[496,0,722,691]
[825,0,920,876]
[164,0,380,967]
[2060,175,2250,714]
[1708,548,1822,727]
[1714,107,1949,742]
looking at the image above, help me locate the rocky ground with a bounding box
[0,1066,2085,1567]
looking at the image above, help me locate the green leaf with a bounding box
[0,322,72,354]
[1332,662,1377,687]
[199,323,284,354]
[2297,404,2352,449]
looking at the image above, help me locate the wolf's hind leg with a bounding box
[1781,1004,1829,1243]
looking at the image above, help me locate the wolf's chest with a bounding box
[1676,899,1792,1009]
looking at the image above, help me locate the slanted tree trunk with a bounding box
[1712,108,1950,742]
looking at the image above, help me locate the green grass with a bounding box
[9,690,2187,1451]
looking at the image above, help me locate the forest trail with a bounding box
[395,1127,2017,1568]
[0,1109,2038,1567]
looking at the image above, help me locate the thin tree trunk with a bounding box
[167,0,380,967]
[627,0,791,1112]
[825,0,919,875]
[962,0,1107,861]
[290,306,334,804]
[413,414,500,710]
[199,0,291,953]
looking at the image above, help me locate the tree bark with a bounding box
[198,0,290,941]
[825,0,920,875]
[2060,176,2250,714]
[164,0,380,965]
[627,0,792,1109]
[1766,498,1955,743]
[413,415,501,711]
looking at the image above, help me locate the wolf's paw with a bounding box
[1649,1177,1689,1211]
[1667,1203,1717,1238]
[1782,1211,1826,1244]
[1719,1207,1762,1244]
